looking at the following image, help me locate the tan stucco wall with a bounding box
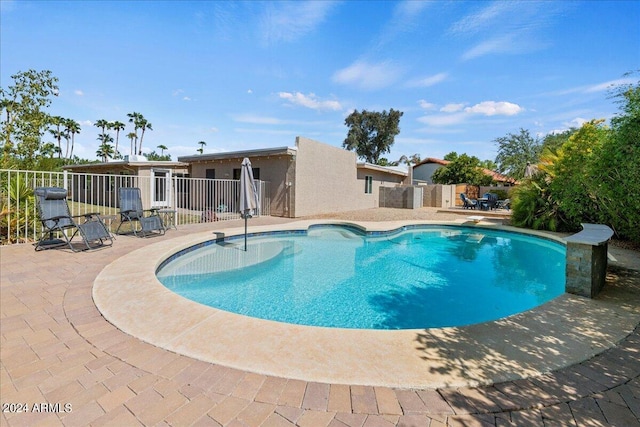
[356,168,405,208]
[292,137,363,217]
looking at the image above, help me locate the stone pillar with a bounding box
[564,224,614,298]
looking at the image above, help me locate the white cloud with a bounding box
[247,89,253,94]
[461,35,517,60]
[79,120,93,127]
[418,113,468,127]
[449,2,520,36]
[563,117,588,128]
[232,114,285,125]
[172,89,184,96]
[183,96,191,101]
[418,100,437,110]
[464,101,523,116]
[440,103,465,113]
[584,78,636,93]
[333,60,403,90]
[259,1,337,45]
[74,90,84,96]
[374,0,432,47]
[419,100,524,127]
[278,92,342,111]
[406,72,448,88]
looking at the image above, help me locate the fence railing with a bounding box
[0,169,270,245]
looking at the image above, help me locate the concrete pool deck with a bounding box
[2,210,640,426]
[94,219,640,389]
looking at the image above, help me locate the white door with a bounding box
[151,169,171,208]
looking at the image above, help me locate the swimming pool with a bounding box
[157,224,566,329]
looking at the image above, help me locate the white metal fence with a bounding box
[0,169,270,245]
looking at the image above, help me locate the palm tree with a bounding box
[197,140,206,154]
[157,144,168,156]
[64,119,81,159]
[138,119,152,155]
[126,132,137,157]
[127,112,152,155]
[96,133,114,162]
[127,112,142,154]
[109,120,125,159]
[94,119,109,135]
[48,116,65,159]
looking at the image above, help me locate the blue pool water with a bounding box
[157,225,566,329]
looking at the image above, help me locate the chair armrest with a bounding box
[72,212,101,219]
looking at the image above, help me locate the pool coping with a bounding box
[93,219,640,389]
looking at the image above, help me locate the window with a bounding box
[206,169,215,179]
[233,168,260,180]
[365,175,373,194]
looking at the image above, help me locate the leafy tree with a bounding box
[157,144,168,156]
[541,128,577,153]
[494,128,542,180]
[109,120,125,159]
[343,109,403,164]
[432,153,494,185]
[592,76,640,242]
[443,151,458,161]
[479,159,497,170]
[0,69,59,169]
[145,150,171,161]
[543,120,608,230]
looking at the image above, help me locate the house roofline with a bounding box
[357,162,408,176]
[63,161,189,170]
[178,146,296,163]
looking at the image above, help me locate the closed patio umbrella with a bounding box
[524,162,538,178]
[239,157,259,251]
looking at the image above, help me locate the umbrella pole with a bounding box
[244,213,248,251]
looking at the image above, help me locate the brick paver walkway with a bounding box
[1,219,639,426]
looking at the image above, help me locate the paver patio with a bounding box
[1,210,639,426]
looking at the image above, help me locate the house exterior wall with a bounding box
[356,168,405,208]
[412,163,442,184]
[187,156,293,217]
[292,137,363,217]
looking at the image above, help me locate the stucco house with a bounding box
[62,158,189,209]
[179,136,408,217]
[412,157,517,186]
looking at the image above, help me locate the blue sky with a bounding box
[2,0,638,164]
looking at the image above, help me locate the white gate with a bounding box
[151,169,172,208]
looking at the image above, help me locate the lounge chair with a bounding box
[496,198,511,210]
[34,186,113,252]
[116,187,165,237]
[481,193,499,210]
[460,193,477,209]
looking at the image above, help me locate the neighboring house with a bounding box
[62,137,407,218]
[412,157,517,186]
[179,136,407,218]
